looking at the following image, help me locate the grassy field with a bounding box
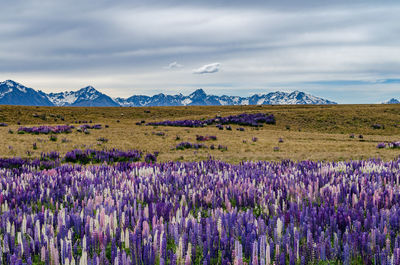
[0,104,399,162]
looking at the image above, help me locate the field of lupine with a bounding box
[1,157,400,264]
[0,104,400,264]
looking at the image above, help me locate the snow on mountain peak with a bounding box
[1,80,339,107]
[1,80,27,93]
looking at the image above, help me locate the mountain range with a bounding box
[0,79,340,106]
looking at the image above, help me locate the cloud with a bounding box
[165,61,183,69]
[0,0,400,102]
[193,63,220,74]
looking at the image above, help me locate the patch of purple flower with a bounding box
[0,122,8,127]
[147,112,276,127]
[377,141,400,149]
[40,151,60,161]
[79,124,102,130]
[216,124,224,130]
[64,148,142,164]
[377,142,386,149]
[0,157,59,169]
[18,125,74,134]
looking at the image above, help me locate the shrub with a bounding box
[372,124,384,129]
[196,135,217,141]
[175,142,207,150]
[145,152,159,163]
[97,137,109,143]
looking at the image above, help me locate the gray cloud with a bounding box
[0,0,399,103]
[165,62,183,69]
[193,63,220,74]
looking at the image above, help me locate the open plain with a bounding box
[0,104,399,163]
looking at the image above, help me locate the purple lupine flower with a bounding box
[377,142,386,149]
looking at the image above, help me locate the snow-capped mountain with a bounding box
[47,86,119,107]
[0,80,337,106]
[383,98,400,104]
[115,89,337,106]
[0,80,53,106]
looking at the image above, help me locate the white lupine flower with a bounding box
[22,215,27,234]
[17,232,23,255]
[121,229,125,243]
[185,243,192,264]
[41,246,46,262]
[276,218,283,239]
[82,235,87,251]
[125,228,130,249]
[6,220,10,234]
[79,250,87,265]
[177,237,184,263]
[121,212,125,227]
[266,242,270,265]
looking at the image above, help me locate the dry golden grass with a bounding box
[0,104,399,163]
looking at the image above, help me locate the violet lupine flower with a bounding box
[377,142,386,149]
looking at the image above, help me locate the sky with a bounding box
[1,0,399,103]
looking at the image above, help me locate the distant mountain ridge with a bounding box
[115,88,337,106]
[0,80,337,107]
[383,98,400,104]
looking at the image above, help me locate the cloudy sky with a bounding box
[1,0,399,103]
